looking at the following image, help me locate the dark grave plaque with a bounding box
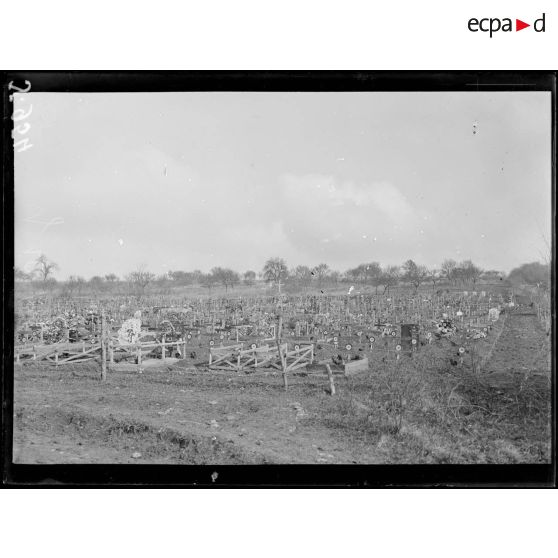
[401,323,419,355]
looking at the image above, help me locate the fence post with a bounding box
[325,363,336,395]
[137,343,142,373]
[101,313,107,381]
[276,315,288,391]
[109,338,114,367]
[161,334,166,362]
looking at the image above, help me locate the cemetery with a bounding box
[12,258,552,466]
[14,289,518,378]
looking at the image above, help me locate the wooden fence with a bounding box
[14,341,102,366]
[14,336,187,365]
[209,342,314,373]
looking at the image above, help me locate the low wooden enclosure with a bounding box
[209,343,314,373]
[14,337,188,367]
[14,341,102,366]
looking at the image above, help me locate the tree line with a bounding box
[16,253,545,297]
[260,257,489,294]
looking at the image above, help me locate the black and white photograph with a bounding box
[5,73,554,480]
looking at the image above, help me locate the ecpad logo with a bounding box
[468,13,545,37]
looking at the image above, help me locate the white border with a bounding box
[1,1,557,69]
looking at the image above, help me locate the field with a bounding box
[12,284,551,465]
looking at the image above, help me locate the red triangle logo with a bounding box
[516,19,530,31]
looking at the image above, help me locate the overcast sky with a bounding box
[14,91,551,279]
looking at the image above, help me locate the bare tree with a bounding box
[292,265,312,288]
[460,260,483,287]
[211,267,240,292]
[429,268,442,290]
[441,259,457,285]
[311,263,330,287]
[34,254,59,282]
[262,258,289,292]
[402,260,429,293]
[381,265,401,294]
[126,266,156,295]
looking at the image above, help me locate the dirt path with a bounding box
[13,367,382,465]
[483,310,550,386]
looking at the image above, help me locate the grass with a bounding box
[312,343,551,463]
